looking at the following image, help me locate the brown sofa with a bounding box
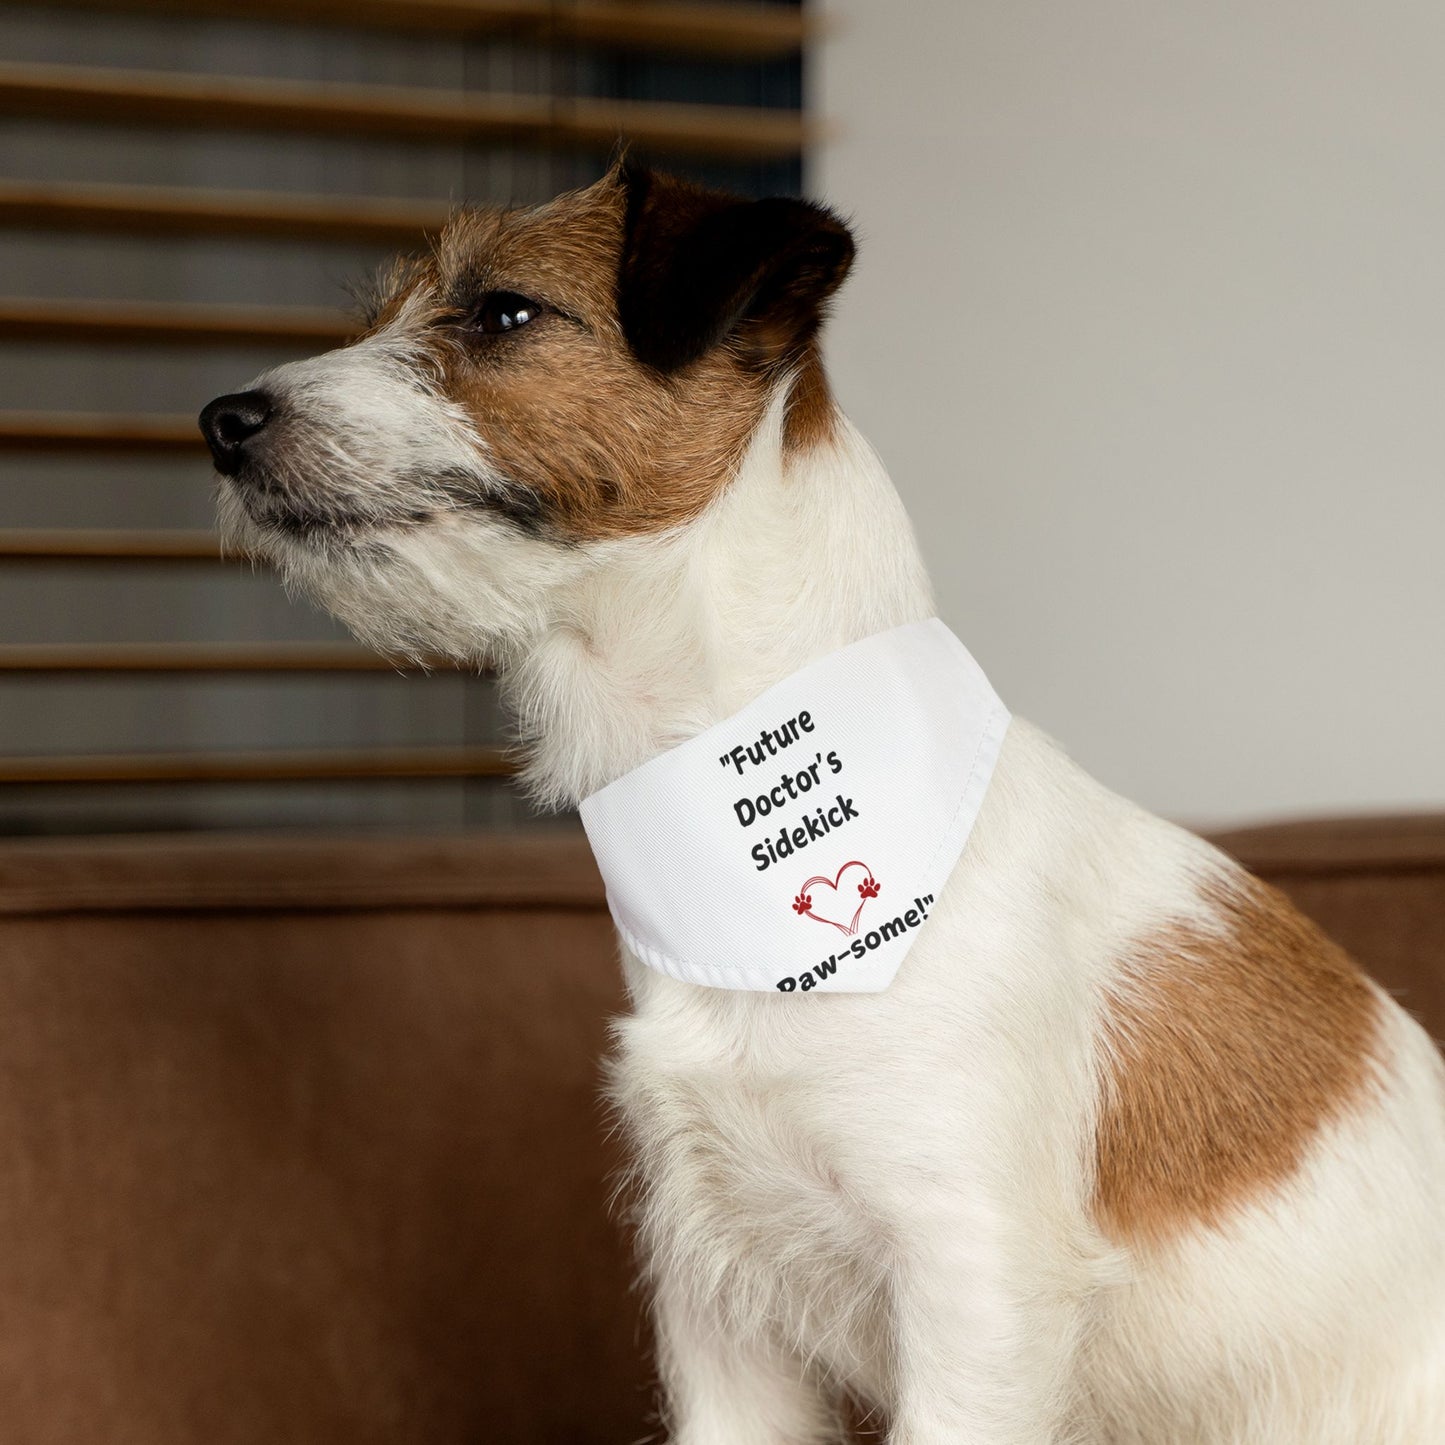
[0,817,1441,1443]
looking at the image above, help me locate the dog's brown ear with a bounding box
[617,162,855,374]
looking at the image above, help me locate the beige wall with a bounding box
[813,0,1445,826]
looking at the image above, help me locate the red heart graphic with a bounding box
[793,861,878,936]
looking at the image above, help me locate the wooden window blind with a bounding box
[0,0,810,834]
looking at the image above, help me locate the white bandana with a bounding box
[579,619,1010,993]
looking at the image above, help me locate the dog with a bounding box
[200,162,1445,1443]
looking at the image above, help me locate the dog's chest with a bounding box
[613,992,894,1389]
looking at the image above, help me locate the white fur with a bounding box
[220,347,1445,1443]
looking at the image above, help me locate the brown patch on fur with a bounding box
[360,169,854,540]
[782,344,839,456]
[1093,871,1382,1246]
[366,177,774,541]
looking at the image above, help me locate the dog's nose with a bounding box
[199,390,273,475]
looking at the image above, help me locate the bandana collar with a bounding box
[579,619,1010,993]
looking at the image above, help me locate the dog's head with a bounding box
[200,163,854,662]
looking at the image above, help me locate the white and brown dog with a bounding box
[201,164,1445,1444]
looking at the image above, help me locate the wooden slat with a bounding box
[0,62,812,162]
[0,179,449,245]
[0,643,418,673]
[0,413,203,452]
[0,832,605,916]
[0,528,220,560]
[551,0,809,58]
[28,0,811,59]
[0,296,352,348]
[0,745,513,784]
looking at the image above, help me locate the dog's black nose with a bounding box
[199,390,273,475]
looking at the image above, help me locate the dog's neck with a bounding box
[506,389,936,808]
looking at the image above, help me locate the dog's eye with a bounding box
[471,291,544,335]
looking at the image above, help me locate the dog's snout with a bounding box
[200,390,274,476]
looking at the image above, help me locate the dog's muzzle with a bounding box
[199,390,274,477]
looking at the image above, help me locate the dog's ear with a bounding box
[616,162,855,374]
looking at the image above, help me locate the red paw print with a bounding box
[792,892,812,914]
[857,876,880,900]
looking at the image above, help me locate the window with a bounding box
[0,0,808,834]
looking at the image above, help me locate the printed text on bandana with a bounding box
[777,894,934,993]
[719,711,859,873]
[718,707,909,991]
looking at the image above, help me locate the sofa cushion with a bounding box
[0,830,645,1445]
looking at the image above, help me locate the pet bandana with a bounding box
[579,619,1010,993]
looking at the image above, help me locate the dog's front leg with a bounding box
[653,1276,840,1445]
[885,1197,1089,1445]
